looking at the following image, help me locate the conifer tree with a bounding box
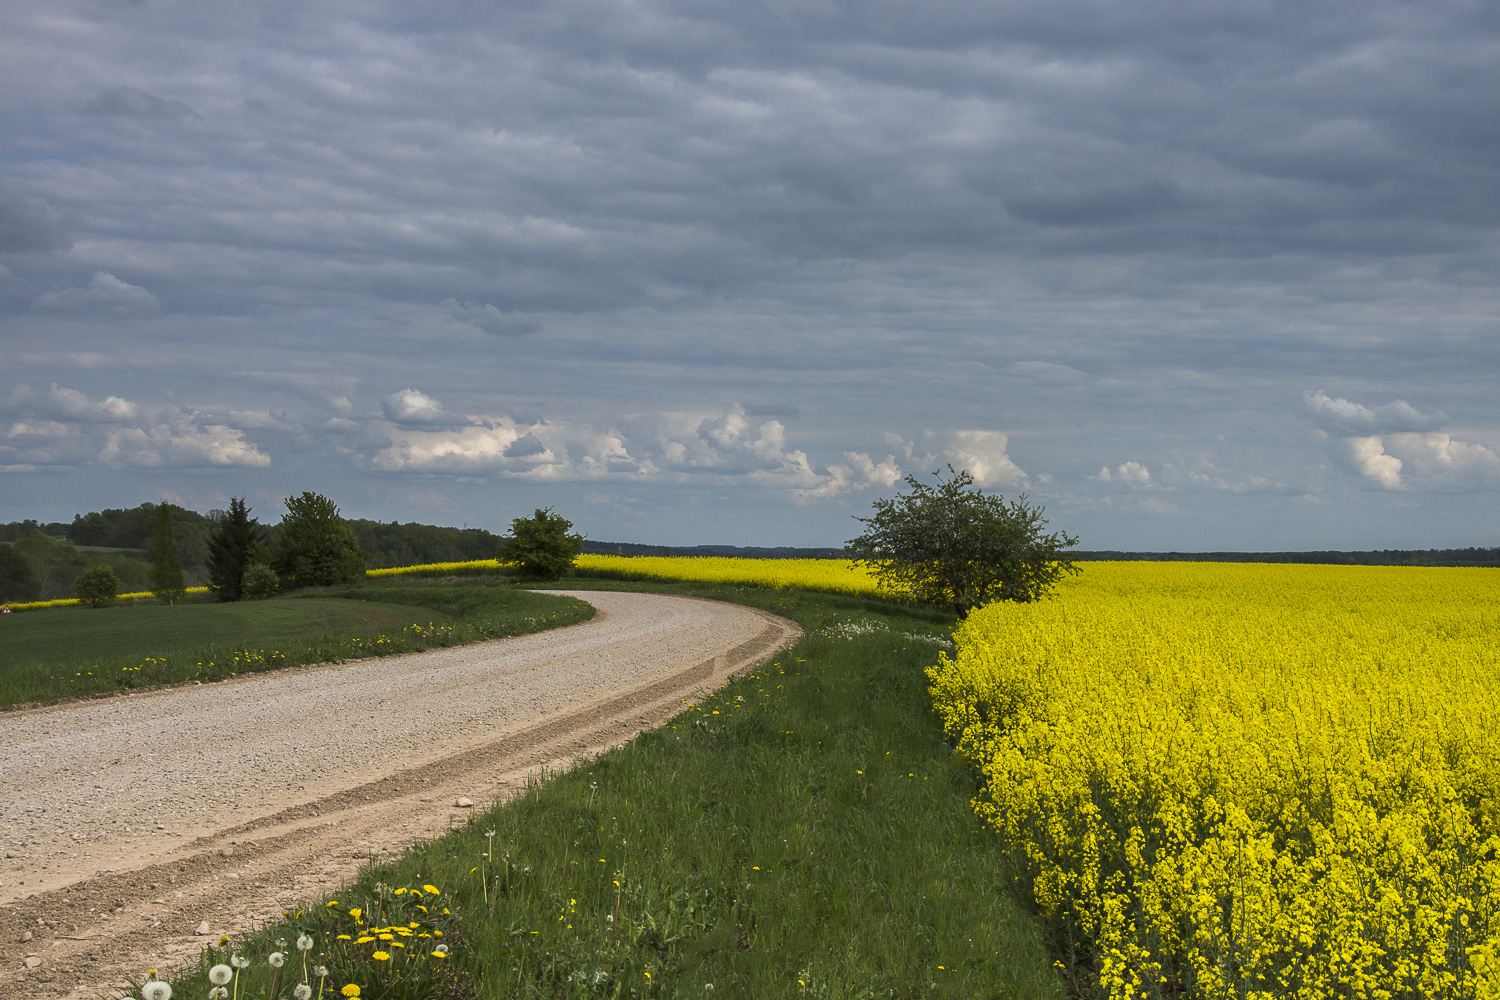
[207,497,259,602]
[147,502,186,604]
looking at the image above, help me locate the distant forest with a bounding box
[1,501,1496,604]
[0,503,501,602]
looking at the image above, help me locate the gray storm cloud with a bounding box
[0,0,1496,546]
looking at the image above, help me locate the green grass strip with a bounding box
[0,582,592,709]
[160,581,1063,1000]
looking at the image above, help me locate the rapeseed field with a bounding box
[929,562,1500,999]
[372,553,882,595]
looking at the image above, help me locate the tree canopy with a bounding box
[207,498,265,601]
[147,502,185,604]
[73,563,120,608]
[846,466,1079,616]
[274,492,365,588]
[496,507,583,581]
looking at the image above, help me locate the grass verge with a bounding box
[0,581,592,709]
[156,579,1063,1000]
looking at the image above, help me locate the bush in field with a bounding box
[496,507,583,580]
[147,501,186,604]
[274,492,365,588]
[241,561,281,600]
[73,564,120,608]
[847,465,1078,616]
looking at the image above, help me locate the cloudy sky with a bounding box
[2,0,1497,550]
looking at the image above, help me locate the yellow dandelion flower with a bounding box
[371,951,390,961]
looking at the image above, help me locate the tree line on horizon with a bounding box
[0,498,502,604]
[3,495,1496,607]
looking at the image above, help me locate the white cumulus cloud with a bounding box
[382,388,453,425]
[1304,390,1445,436]
[1094,461,1151,485]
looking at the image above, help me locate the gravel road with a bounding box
[0,590,799,998]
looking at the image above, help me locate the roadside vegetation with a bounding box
[152,578,1065,1000]
[0,583,592,709]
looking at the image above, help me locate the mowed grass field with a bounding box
[0,583,593,708]
[1,597,439,671]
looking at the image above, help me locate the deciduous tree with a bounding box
[496,507,583,581]
[846,466,1079,616]
[73,564,120,608]
[274,492,365,588]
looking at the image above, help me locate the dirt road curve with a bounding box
[0,591,799,998]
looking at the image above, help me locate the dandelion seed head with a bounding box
[294,985,313,1000]
[208,965,232,986]
[268,952,285,968]
[296,934,313,952]
[142,983,172,1000]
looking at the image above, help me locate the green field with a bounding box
[1,597,441,669]
[0,583,593,708]
[165,578,1064,1000]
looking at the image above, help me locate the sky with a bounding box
[1,0,1497,551]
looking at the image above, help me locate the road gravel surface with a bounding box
[0,590,799,998]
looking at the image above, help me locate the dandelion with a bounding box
[268,952,285,968]
[208,965,232,986]
[142,983,172,1000]
[314,965,329,978]
[294,986,312,1000]
[209,989,228,1000]
[341,987,361,998]
[423,884,440,895]
[230,955,249,969]
[371,951,391,962]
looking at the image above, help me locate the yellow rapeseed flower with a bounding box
[930,562,1500,1000]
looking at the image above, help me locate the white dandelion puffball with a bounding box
[268,951,285,968]
[142,982,172,1000]
[313,965,328,978]
[294,985,313,1000]
[230,955,249,969]
[296,934,314,952]
[208,965,233,986]
[209,989,229,1000]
